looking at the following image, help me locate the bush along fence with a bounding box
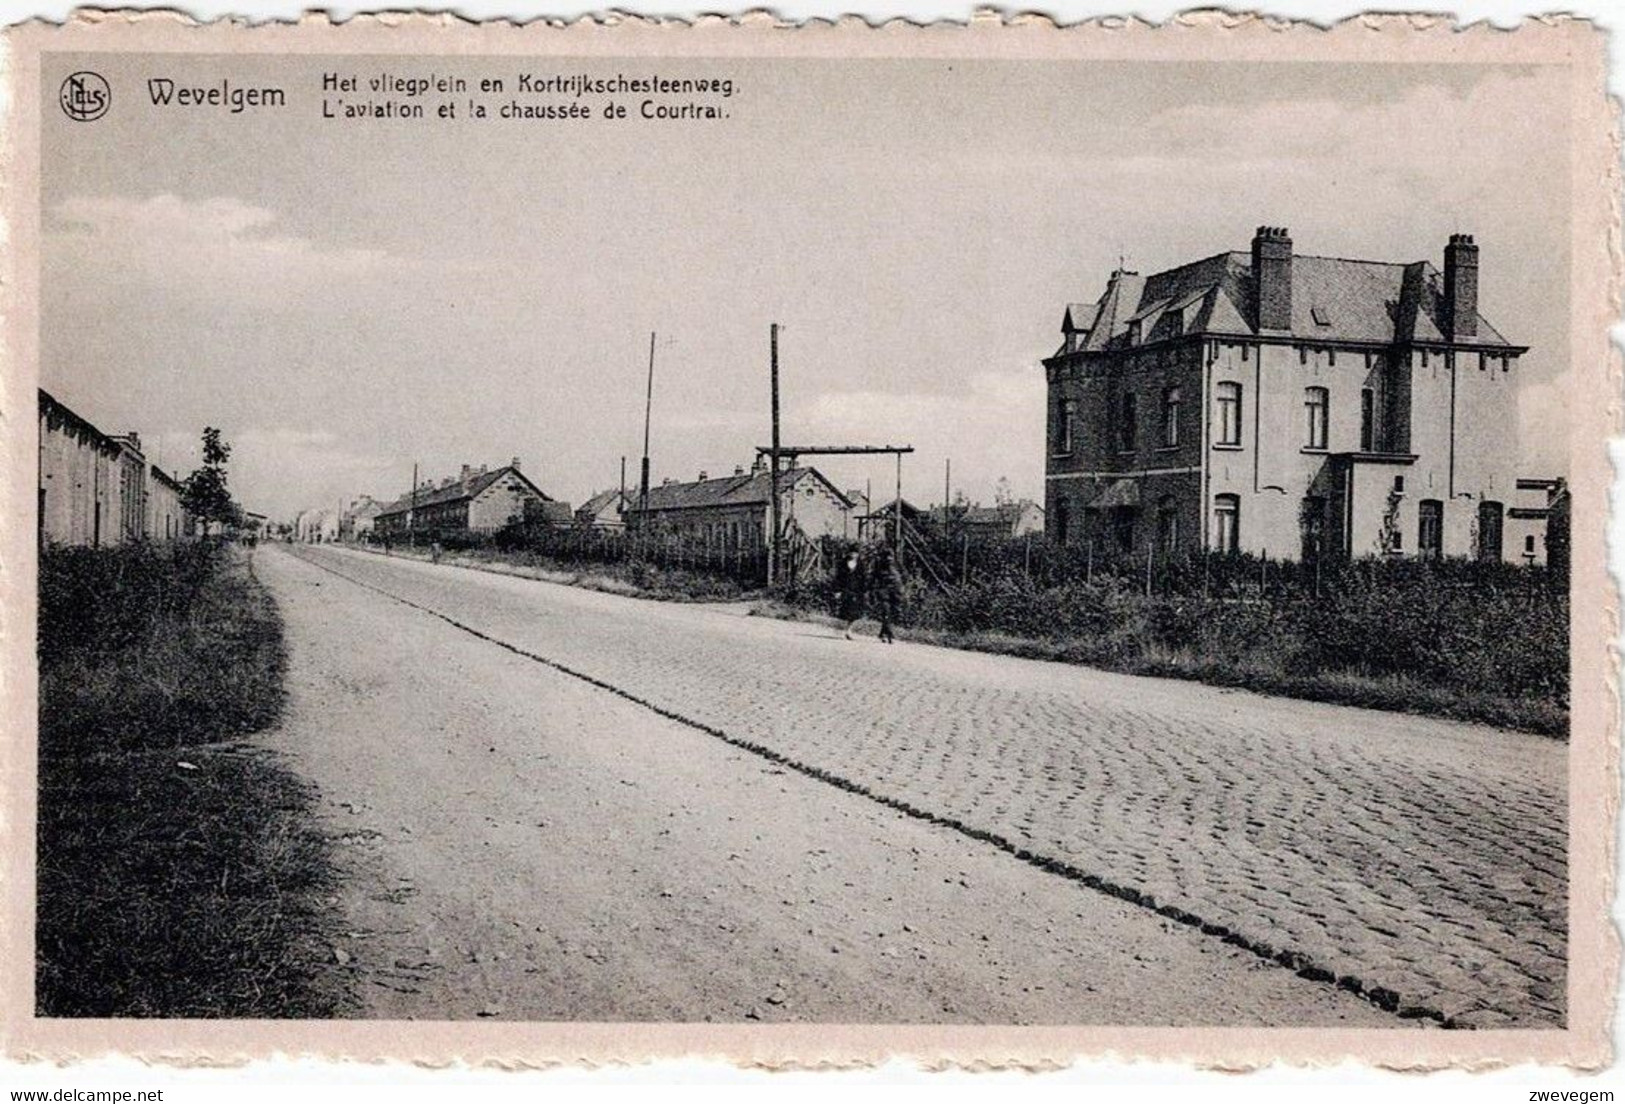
[358,520,1568,735]
[818,544,1567,735]
[381,520,775,583]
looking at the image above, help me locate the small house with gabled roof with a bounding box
[575,488,631,531]
[626,464,854,551]
[373,459,567,538]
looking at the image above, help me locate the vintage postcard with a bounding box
[0,9,1616,1072]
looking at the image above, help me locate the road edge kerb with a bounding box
[286,546,1460,1031]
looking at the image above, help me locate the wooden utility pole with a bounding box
[768,322,782,586]
[894,451,903,555]
[409,461,418,545]
[944,458,951,509]
[639,332,655,516]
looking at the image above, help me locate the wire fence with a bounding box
[899,528,1566,603]
[368,521,773,583]
[362,517,1565,604]
[349,517,1569,716]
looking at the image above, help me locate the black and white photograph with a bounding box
[2,10,1616,1076]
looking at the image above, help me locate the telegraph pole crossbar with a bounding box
[754,443,916,557]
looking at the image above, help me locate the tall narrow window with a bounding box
[1418,499,1443,561]
[1112,507,1136,552]
[1161,385,1181,448]
[1360,388,1375,452]
[1213,493,1240,553]
[1304,387,1329,450]
[1477,501,1504,563]
[1301,495,1327,563]
[1056,398,1077,455]
[1119,392,1138,452]
[1215,382,1243,447]
[1053,497,1070,546]
[1157,495,1179,553]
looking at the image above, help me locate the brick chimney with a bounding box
[698,470,709,482]
[510,456,521,472]
[1251,225,1293,332]
[1444,233,1479,340]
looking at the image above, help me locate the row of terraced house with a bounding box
[38,389,193,548]
[340,453,867,553]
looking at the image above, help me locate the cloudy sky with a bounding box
[41,54,1570,522]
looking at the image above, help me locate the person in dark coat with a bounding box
[833,547,865,640]
[870,543,903,644]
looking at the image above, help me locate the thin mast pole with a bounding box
[410,461,418,545]
[639,332,655,516]
[769,323,782,586]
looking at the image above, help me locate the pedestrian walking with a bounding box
[833,546,866,640]
[430,539,443,565]
[870,543,903,645]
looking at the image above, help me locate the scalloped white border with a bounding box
[0,5,1618,1080]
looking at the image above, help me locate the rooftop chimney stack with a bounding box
[1444,233,1479,340]
[510,456,521,472]
[1251,225,1294,332]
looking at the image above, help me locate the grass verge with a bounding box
[37,542,348,1017]
[346,542,1565,737]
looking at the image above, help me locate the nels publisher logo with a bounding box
[59,71,110,122]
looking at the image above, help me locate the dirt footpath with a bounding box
[255,545,1394,1025]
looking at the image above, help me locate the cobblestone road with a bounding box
[294,545,1568,1026]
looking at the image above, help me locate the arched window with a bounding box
[1304,386,1328,450]
[1213,493,1240,553]
[1156,495,1179,553]
[1215,382,1243,446]
[1418,499,1443,561]
[1161,385,1181,448]
[1477,501,1504,563]
[1301,495,1327,562]
[1119,392,1138,452]
[1055,397,1077,455]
